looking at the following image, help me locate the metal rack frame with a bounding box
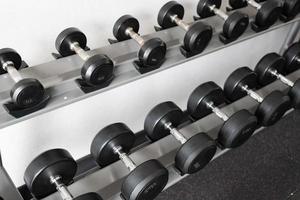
[0,4,299,200]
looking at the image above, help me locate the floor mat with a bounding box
[157,110,300,200]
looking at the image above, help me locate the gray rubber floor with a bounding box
[157,110,300,200]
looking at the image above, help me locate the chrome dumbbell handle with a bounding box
[241,85,264,103]
[2,61,23,83]
[70,42,90,61]
[206,101,229,121]
[125,27,145,46]
[164,122,188,144]
[268,69,294,87]
[247,0,262,10]
[50,176,73,200]
[113,146,136,171]
[208,5,228,21]
[170,15,190,31]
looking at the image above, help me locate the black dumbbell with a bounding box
[255,53,300,109]
[24,149,103,200]
[197,0,249,42]
[224,67,291,126]
[0,48,45,108]
[56,28,114,86]
[144,101,217,175]
[157,1,212,53]
[91,123,168,200]
[112,15,167,67]
[187,81,257,148]
[229,0,282,29]
[275,0,300,21]
[283,42,300,74]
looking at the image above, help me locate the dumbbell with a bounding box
[24,149,103,200]
[275,0,300,21]
[56,28,114,86]
[224,67,291,126]
[0,48,45,108]
[91,123,168,200]
[144,101,216,175]
[112,15,167,67]
[157,1,212,54]
[283,42,300,74]
[229,0,282,29]
[187,82,257,148]
[196,0,249,42]
[255,53,300,109]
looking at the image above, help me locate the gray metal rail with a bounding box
[0,7,298,128]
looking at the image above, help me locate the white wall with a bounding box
[0,0,198,66]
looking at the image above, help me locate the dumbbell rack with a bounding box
[42,71,299,200]
[0,4,299,200]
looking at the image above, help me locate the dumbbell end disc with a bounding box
[11,78,45,108]
[55,27,87,57]
[228,0,248,9]
[175,133,216,174]
[138,38,166,67]
[224,67,257,101]
[144,101,184,141]
[113,15,140,42]
[23,149,77,199]
[81,54,114,86]
[187,81,226,119]
[121,160,168,200]
[281,0,300,20]
[157,1,184,29]
[91,123,136,167]
[254,53,285,86]
[255,1,282,28]
[197,0,221,18]
[289,79,300,109]
[74,192,103,200]
[223,12,249,40]
[183,22,212,53]
[197,0,222,18]
[283,43,300,73]
[0,48,22,74]
[219,110,257,148]
[256,91,291,126]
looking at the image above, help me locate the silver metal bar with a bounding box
[165,122,187,144]
[247,0,262,10]
[50,176,73,200]
[113,146,136,171]
[70,42,90,61]
[125,28,145,46]
[206,101,229,121]
[269,69,294,87]
[2,61,23,83]
[209,5,228,21]
[241,85,264,103]
[170,15,190,31]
